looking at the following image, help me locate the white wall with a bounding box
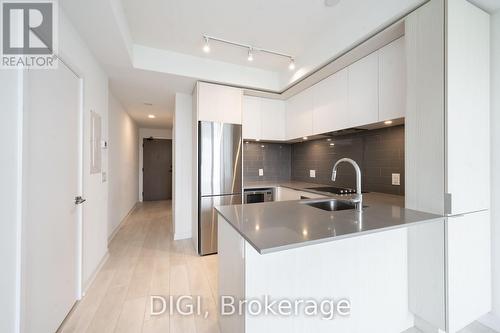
[0,69,22,333]
[108,94,139,239]
[138,127,172,201]
[487,9,500,330]
[173,93,193,240]
[59,8,110,291]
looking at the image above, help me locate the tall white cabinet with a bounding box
[446,0,490,215]
[405,0,491,332]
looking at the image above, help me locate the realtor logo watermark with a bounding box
[1,0,58,68]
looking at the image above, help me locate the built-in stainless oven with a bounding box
[244,188,274,204]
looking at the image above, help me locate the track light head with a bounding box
[203,36,210,53]
[247,48,254,62]
[289,58,295,70]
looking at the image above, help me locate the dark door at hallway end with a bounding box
[143,138,172,201]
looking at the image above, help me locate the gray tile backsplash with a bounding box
[292,125,405,195]
[243,142,291,182]
[243,125,405,196]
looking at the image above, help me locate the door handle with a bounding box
[75,196,86,205]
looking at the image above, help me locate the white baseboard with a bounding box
[82,251,109,297]
[174,230,192,241]
[478,313,500,332]
[108,202,138,243]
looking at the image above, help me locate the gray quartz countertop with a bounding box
[244,180,405,207]
[216,181,442,254]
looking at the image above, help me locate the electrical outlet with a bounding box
[310,170,316,178]
[392,173,400,186]
[259,168,264,177]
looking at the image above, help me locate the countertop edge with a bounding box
[215,207,444,255]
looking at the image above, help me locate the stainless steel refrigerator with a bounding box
[198,121,242,255]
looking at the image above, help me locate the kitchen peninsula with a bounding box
[216,185,444,333]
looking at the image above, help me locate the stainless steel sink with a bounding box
[303,199,359,212]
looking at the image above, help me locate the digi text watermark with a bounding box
[150,295,351,321]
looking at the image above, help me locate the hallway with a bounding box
[60,201,220,333]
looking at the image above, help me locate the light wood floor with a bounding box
[60,201,220,333]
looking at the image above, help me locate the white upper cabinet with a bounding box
[242,96,262,140]
[197,82,242,124]
[286,88,313,140]
[242,96,286,141]
[379,37,406,121]
[312,68,349,135]
[347,51,379,128]
[261,98,286,141]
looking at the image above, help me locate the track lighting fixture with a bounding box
[202,34,295,70]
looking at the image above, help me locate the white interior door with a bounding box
[23,61,81,333]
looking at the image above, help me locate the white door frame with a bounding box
[19,54,85,332]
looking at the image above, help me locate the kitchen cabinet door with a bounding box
[286,88,313,140]
[261,98,286,141]
[379,37,406,121]
[218,215,246,333]
[275,187,300,201]
[312,68,349,134]
[275,187,327,201]
[348,51,379,128]
[445,0,490,215]
[296,191,328,200]
[197,82,242,124]
[447,210,491,332]
[242,96,262,140]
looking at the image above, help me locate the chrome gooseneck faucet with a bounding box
[332,158,363,211]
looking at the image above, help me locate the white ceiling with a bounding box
[107,66,195,128]
[63,0,499,129]
[122,0,425,73]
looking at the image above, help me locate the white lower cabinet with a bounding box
[219,215,416,333]
[275,187,327,201]
[218,215,246,333]
[447,210,491,332]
